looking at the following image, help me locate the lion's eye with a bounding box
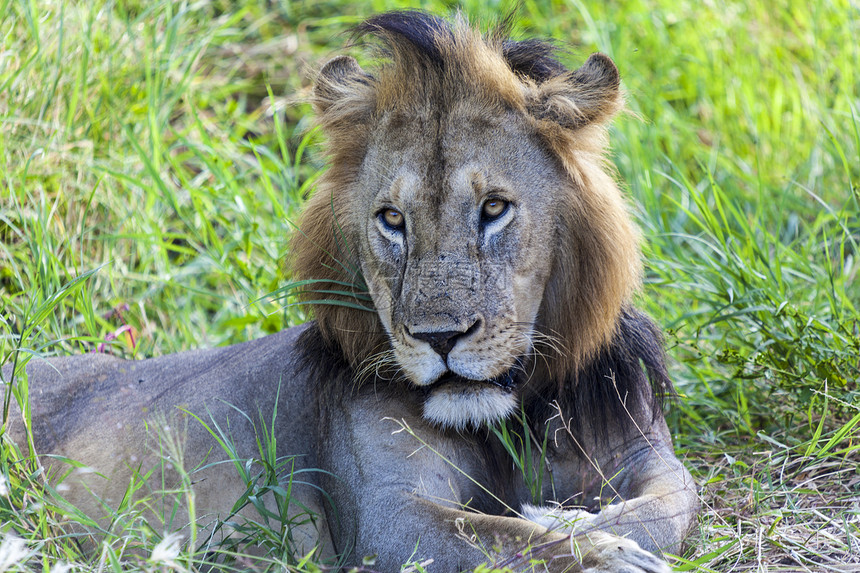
[481,199,509,222]
[379,208,405,230]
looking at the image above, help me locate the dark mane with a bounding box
[526,307,673,447]
[353,10,453,67]
[294,322,355,391]
[502,38,567,81]
[352,9,568,83]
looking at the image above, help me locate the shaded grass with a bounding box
[1,0,859,570]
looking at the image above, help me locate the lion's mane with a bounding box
[290,11,670,434]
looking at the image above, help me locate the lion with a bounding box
[2,11,698,572]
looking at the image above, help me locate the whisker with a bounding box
[354,345,400,389]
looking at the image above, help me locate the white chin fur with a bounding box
[422,386,517,430]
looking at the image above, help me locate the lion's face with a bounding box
[294,20,642,430]
[354,111,560,427]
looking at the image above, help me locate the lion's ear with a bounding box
[313,55,375,119]
[527,53,622,129]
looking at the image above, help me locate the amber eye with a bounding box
[380,208,405,230]
[481,199,509,221]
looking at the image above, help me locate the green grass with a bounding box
[1,0,858,570]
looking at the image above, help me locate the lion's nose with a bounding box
[410,320,480,359]
[411,330,462,359]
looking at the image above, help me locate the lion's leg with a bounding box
[524,452,698,555]
[318,398,674,572]
[525,421,699,558]
[319,472,675,572]
[423,501,674,573]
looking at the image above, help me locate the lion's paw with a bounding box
[522,503,594,532]
[582,535,671,573]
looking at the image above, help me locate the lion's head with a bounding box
[292,11,641,429]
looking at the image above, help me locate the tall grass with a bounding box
[1,0,858,570]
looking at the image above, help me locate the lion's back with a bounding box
[2,324,321,486]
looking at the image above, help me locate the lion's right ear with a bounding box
[313,55,375,123]
[526,53,623,130]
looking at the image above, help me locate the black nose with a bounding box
[410,330,462,358]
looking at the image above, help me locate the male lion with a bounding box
[3,11,698,573]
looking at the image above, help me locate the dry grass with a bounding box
[679,424,860,571]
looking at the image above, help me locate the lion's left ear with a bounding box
[526,53,622,129]
[313,55,376,128]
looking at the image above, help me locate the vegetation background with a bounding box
[1,0,858,571]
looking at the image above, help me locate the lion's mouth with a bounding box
[424,368,518,394]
